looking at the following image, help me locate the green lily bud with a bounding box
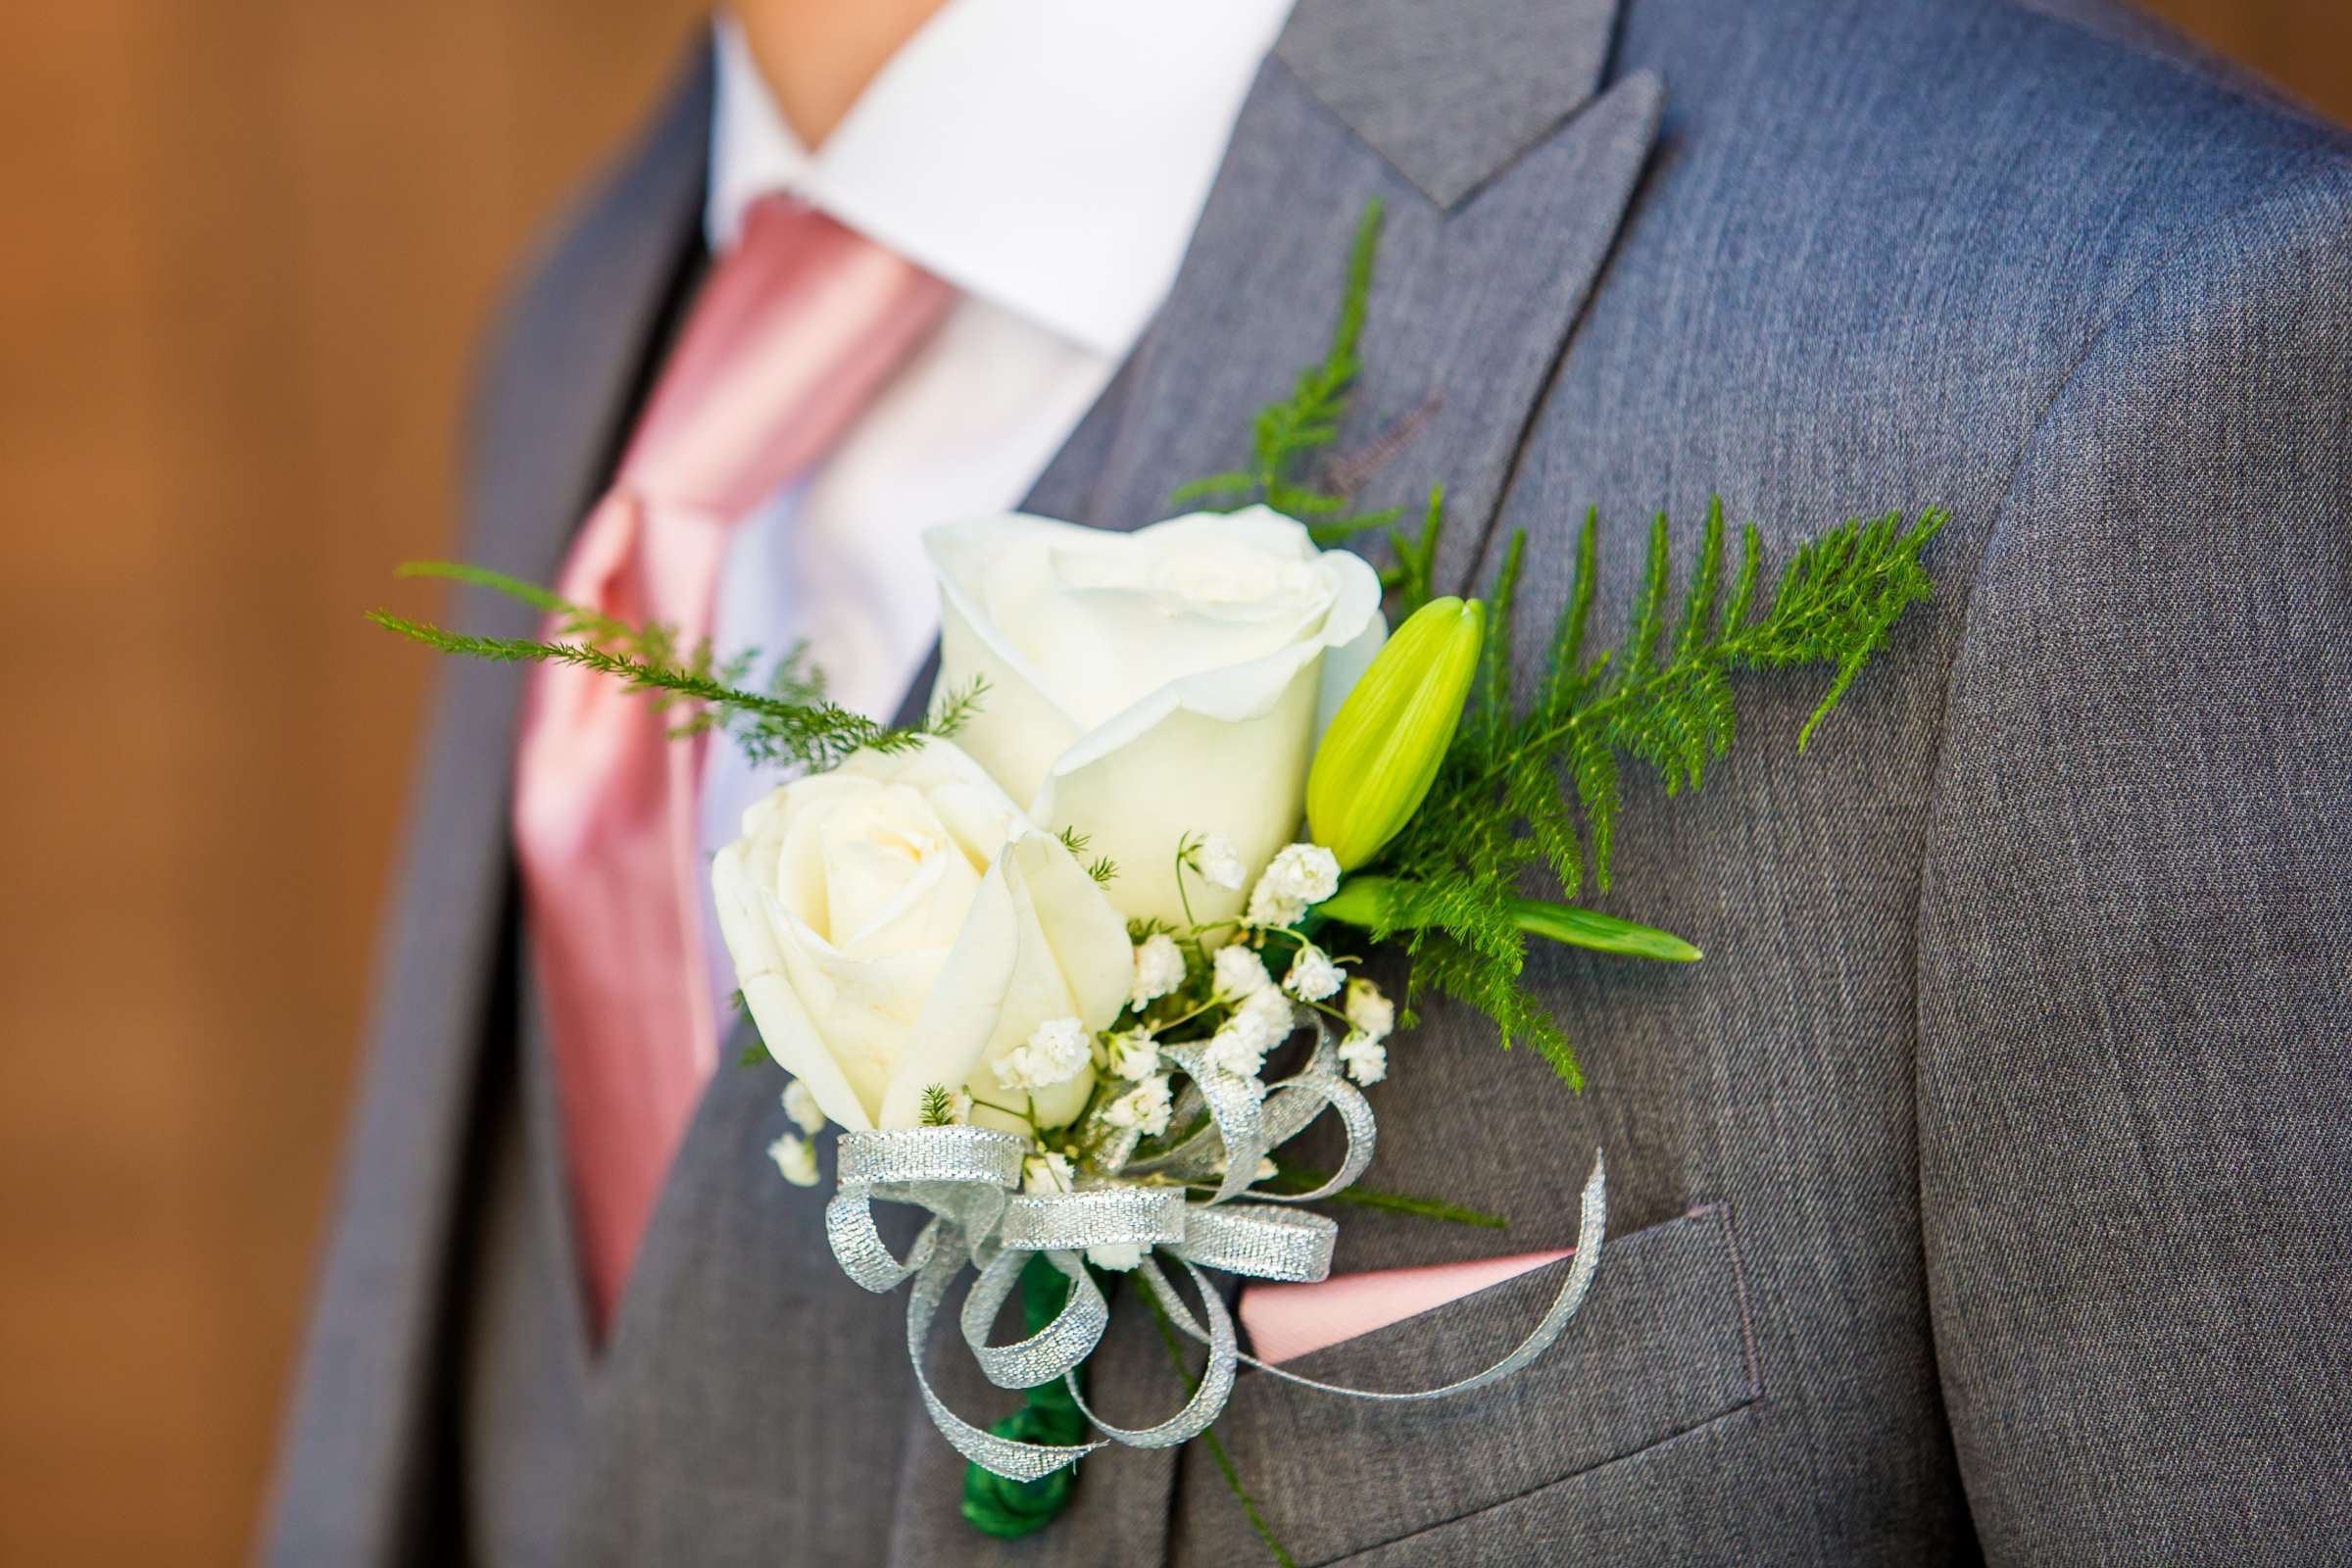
[1307,596,1486,871]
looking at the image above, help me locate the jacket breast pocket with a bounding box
[1175,1202,1763,1567]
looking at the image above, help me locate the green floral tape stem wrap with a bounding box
[961,1253,1091,1538]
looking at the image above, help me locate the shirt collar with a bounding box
[709,0,1291,357]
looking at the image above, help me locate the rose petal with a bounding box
[712,839,875,1130]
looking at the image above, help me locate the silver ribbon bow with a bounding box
[823,1018,1608,1481]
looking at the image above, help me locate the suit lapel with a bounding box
[1081,24,1659,601]
[268,45,709,1567]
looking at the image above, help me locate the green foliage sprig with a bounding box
[1169,201,1404,550]
[1054,826,1118,886]
[368,560,938,771]
[1366,501,1946,1086]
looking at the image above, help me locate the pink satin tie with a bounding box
[514,196,952,1333]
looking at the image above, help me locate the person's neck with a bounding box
[729,0,952,148]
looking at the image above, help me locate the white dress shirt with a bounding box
[694,0,1291,1024]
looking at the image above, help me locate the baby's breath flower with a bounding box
[1240,986,1298,1045]
[1344,977,1395,1043]
[1023,1151,1077,1195]
[1102,1075,1173,1136]
[1205,990,1293,1079]
[1129,932,1186,1009]
[780,1079,826,1136]
[1246,843,1342,926]
[995,1016,1092,1092]
[1195,833,1249,892]
[1338,1032,1389,1086]
[1205,1021,1270,1081]
[1087,1242,1146,1271]
[1284,943,1344,1002]
[1212,943,1273,1000]
[1107,1028,1160,1082]
[767,1133,820,1187]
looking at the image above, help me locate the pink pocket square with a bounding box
[1240,1249,1575,1366]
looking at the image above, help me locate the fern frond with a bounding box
[1472,529,1527,751]
[1724,520,1763,633]
[1539,508,1601,722]
[1170,200,1456,605]
[1168,470,1258,505]
[368,609,912,770]
[1675,498,1727,658]
[1345,503,1944,1078]
[1386,485,1447,612]
[926,675,990,739]
[1617,513,1672,688]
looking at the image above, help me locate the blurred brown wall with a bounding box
[0,2,699,1560]
[0,2,2340,1563]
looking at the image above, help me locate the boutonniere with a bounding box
[374,201,1940,1557]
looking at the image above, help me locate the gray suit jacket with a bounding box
[268,0,2352,1562]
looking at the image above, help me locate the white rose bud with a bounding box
[926,509,1387,934]
[711,738,1132,1135]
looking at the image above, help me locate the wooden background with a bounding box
[0,2,2341,1561]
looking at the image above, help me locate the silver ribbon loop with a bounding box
[1250,1049,1377,1205]
[825,1199,942,1293]
[906,1242,1104,1480]
[1134,1019,1374,1204]
[828,1127,1026,1292]
[1066,1255,1239,1449]
[997,1187,1188,1251]
[1138,1046,1269,1204]
[837,1125,1026,1190]
[1171,1201,1337,1283]
[959,1247,1108,1391]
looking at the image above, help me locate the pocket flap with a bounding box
[1177,1202,1761,1565]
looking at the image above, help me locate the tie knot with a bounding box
[617,200,953,517]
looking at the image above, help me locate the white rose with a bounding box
[925,507,1385,932]
[710,737,1132,1133]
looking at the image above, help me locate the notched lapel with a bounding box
[1085,57,1662,602]
[1277,0,1621,209]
